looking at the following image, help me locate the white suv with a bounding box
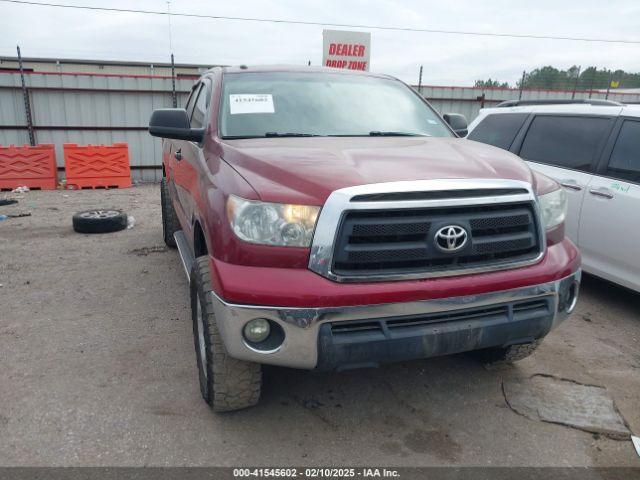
[467,102,640,292]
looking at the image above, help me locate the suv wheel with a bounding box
[476,340,542,365]
[190,256,262,412]
[160,178,179,248]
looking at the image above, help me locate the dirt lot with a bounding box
[1,185,639,467]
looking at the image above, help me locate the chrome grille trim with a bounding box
[308,179,546,283]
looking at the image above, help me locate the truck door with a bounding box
[169,82,201,231]
[172,80,211,248]
[578,118,640,291]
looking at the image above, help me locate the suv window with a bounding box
[467,113,528,150]
[191,83,208,129]
[519,115,611,172]
[605,120,640,183]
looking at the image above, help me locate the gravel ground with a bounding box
[0,185,639,467]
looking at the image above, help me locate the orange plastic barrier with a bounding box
[0,144,58,191]
[63,143,132,189]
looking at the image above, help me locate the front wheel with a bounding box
[190,256,262,412]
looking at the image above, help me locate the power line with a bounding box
[2,0,640,45]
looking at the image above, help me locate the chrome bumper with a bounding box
[209,270,581,369]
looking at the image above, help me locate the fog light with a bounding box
[244,318,271,343]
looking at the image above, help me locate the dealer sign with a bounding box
[322,29,371,71]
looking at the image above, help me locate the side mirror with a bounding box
[148,109,204,142]
[443,113,468,137]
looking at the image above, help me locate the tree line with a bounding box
[474,66,640,90]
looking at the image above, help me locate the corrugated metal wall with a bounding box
[0,71,196,182]
[2,70,640,183]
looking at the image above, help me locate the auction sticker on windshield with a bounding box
[229,94,275,114]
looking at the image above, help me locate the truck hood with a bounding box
[220,136,535,205]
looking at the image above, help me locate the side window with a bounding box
[605,120,640,183]
[190,83,209,129]
[185,83,200,118]
[467,113,528,150]
[519,115,611,172]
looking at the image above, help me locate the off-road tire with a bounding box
[160,178,179,248]
[190,256,262,412]
[72,209,127,234]
[476,340,542,365]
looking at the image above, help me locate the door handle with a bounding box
[560,180,582,191]
[589,188,613,199]
[174,149,183,161]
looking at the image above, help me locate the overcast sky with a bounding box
[1,0,639,85]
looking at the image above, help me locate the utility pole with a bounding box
[417,65,423,93]
[170,53,177,108]
[588,70,595,98]
[518,70,526,100]
[605,71,614,100]
[167,1,173,53]
[571,65,581,100]
[167,2,177,107]
[17,45,35,146]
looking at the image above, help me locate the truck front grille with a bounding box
[332,202,541,277]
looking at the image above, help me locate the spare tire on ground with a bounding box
[72,209,128,234]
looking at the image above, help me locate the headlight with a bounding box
[226,194,320,247]
[538,188,567,230]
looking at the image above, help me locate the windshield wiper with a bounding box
[369,131,427,137]
[264,132,322,137]
[226,132,425,139]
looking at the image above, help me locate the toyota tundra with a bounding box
[148,66,581,412]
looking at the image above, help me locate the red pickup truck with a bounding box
[149,66,581,412]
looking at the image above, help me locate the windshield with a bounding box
[219,72,454,139]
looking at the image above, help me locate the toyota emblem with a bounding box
[434,225,468,253]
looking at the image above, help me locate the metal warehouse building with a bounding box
[0,56,217,77]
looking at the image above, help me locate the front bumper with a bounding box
[210,269,581,370]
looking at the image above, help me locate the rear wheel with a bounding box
[476,340,542,365]
[160,178,179,248]
[191,256,262,412]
